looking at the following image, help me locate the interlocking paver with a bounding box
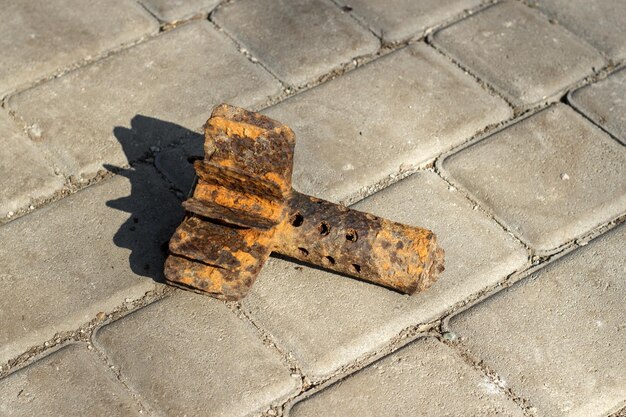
[241,171,527,380]
[154,132,204,193]
[333,0,483,44]
[442,104,626,252]
[8,21,282,180]
[140,0,220,23]
[532,0,626,61]
[449,224,626,417]
[431,1,605,107]
[94,291,300,417]
[287,337,524,417]
[212,0,379,87]
[569,68,626,145]
[0,0,158,96]
[0,111,63,218]
[0,165,181,365]
[0,344,141,416]
[261,43,511,202]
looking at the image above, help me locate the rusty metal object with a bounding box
[164,104,445,301]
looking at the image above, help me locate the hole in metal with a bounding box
[346,230,358,242]
[318,222,330,235]
[298,247,309,256]
[323,255,336,265]
[351,264,361,273]
[291,213,304,227]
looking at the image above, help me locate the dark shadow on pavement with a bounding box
[106,115,203,283]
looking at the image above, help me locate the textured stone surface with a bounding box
[0,344,141,416]
[94,291,300,417]
[432,1,605,107]
[212,0,379,87]
[0,111,63,217]
[0,165,181,364]
[449,224,626,417]
[569,68,626,145]
[242,171,527,380]
[288,337,524,417]
[140,0,220,22]
[154,132,204,194]
[0,0,158,96]
[334,0,483,43]
[8,21,282,179]
[532,0,626,60]
[262,44,511,202]
[442,104,626,252]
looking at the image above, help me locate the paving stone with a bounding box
[8,21,282,180]
[569,68,626,145]
[94,291,300,417]
[140,0,220,23]
[261,44,511,203]
[334,0,483,44]
[0,111,63,217]
[0,344,141,416]
[154,130,204,193]
[212,0,379,87]
[287,337,524,417]
[241,171,527,381]
[449,224,626,417]
[431,1,605,107]
[0,165,182,365]
[0,0,158,96]
[442,104,626,252]
[531,0,626,61]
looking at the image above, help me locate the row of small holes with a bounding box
[291,213,359,242]
[292,213,361,274]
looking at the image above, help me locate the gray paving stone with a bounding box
[0,165,182,365]
[94,291,300,417]
[154,131,204,193]
[0,111,63,217]
[431,1,605,107]
[442,103,626,252]
[532,0,626,61]
[449,224,626,417]
[261,44,511,203]
[569,68,626,145]
[287,337,524,417]
[0,344,141,416]
[334,0,483,44]
[212,0,379,87]
[0,0,158,96]
[8,21,282,180]
[241,171,527,381]
[140,0,221,23]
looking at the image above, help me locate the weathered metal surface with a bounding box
[164,104,445,300]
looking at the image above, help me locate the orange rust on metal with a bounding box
[164,103,445,301]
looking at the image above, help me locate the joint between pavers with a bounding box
[0,29,163,104]
[90,328,157,416]
[426,1,611,114]
[565,63,626,147]
[0,285,172,379]
[424,6,518,112]
[437,125,626,259]
[207,8,291,93]
[326,0,383,43]
[227,302,310,416]
[519,0,622,67]
[432,101,626,258]
[137,0,225,30]
[437,332,537,416]
[440,213,626,337]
